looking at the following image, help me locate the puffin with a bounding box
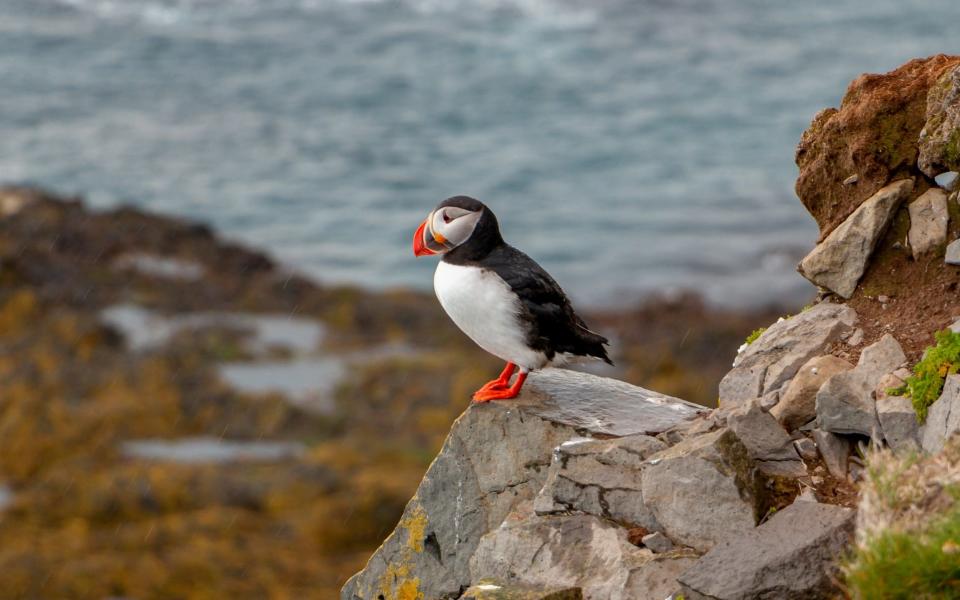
[412,196,612,402]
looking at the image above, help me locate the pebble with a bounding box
[641,531,675,553]
[794,438,818,461]
[935,171,959,191]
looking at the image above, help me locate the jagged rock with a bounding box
[641,531,675,554]
[678,501,855,600]
[534,434,666,529]
[341,369,702,600]
[760,386,781,411]
[877,395,921,453]
[812,429,850,479]
[726,399,798,462]
[794,437,818,461]
[719,303,857,407]
[657,411,722,446]
[795,54,960,237]
[641,429,763,552]
[918,64,960,178]
[908,188,949,259]
[469,514,692,600]
[817,334,906,438]
[772,355,854,431]
[797,179,914,298]
[460,581,583,600]
[946,239,960,265]
[624,555,697,600]
[921,374,960,454]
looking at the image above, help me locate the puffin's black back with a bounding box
[440,196,612,365]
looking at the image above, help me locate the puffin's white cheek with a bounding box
[442,211,482,246]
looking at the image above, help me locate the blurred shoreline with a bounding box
[0,186,800,597]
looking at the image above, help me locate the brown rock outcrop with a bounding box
[795,54,960,239]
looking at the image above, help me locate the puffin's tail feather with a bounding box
[576,324,613,366]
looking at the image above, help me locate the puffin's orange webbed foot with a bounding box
[472,370,527,403]
[473,362,517,396]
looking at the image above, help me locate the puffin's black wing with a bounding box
[482,245,612,365]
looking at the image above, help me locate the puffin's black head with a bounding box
[413,196,503,259]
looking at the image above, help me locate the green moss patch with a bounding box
[888,329,960,421]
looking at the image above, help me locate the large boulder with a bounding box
[921,374,960,454]
[817,334,906,438]
[797,179,913,298]
[907,188,949,259]
[341,369,703,600]
[534,434,666,530]
[771,355,854,431]
[640,428,764,552]
[678,501,856,600]
[719,303,857,407]
[795,54,960,238]
[469,513,694,600]
[918,64,960,178]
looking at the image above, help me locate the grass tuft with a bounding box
[844,502,960,599]
[745,327,766,345]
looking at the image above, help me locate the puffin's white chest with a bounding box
[433,261,545,369]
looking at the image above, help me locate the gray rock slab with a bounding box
[624,555,698,600]
[921,374,960,454]
[798,179,914,298]
[641,429,763,552]
[726,400,798,462]
[908,188,950,259]
[817,334,906,438]
[342,371,703,600]
[520,368,705,437]
[877,395,921,453]
[461,581,583,600]
[534,434,666,530]
[812,429,850,479]
[719,303,857,407]
[678,501,855,600]
[919,65,960,177]
[946,239,960,266]
[772,355,854,431]
[469,514,671,600]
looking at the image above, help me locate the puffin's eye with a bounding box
[442,211,452,224]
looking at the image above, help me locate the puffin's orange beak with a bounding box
[413,219,435,257]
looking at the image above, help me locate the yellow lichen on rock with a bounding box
[404,504,428,553]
